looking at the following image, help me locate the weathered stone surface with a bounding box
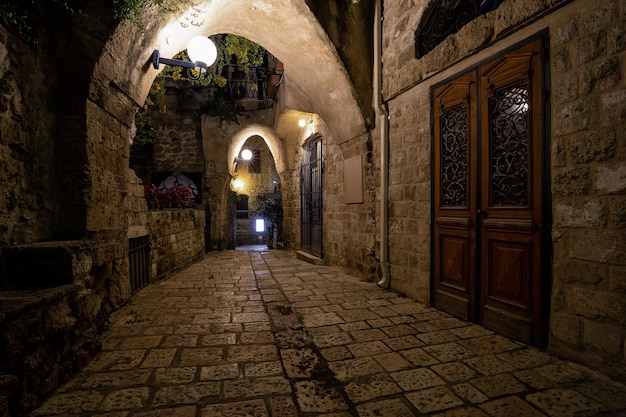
[201,399,268,417]
[567,287,626,324]
[554,199,607,228]
[405,386,463,414]
[390,367,445,391]
[568,131,616,164]
[569,229,626,264]
[582,320,624,354]
[293,380,348,412]
[527,388,604,416]
[551,311,582,346]
[553,73,579,104]
[152,383,220,407]
[572,30,607,67]
[595,163,626,194]
[553,167,592,196]
[356,398,415,417]
[344,373,402,403]
[470,373,527,398]
[480,396,547,417]
[553,98,595,136]
[581,57,622,95]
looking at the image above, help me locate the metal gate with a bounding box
[300,137,323,258]
[129,235,151,293]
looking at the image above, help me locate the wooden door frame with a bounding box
[430,31,552,347]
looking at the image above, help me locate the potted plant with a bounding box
[253,194,283,249]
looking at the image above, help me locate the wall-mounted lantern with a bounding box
[152,36,218,78]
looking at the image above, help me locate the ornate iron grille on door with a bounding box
[300,137,323,258]
[433,37,548,346]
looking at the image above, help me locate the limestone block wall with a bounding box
[0,285,102,416]
[127,171,205,280]
[151,84,207,174]
[548,0,626,378]
[382,0,626,380]
[325,131,378,277]
[0,28,58,247]
[286,119,377,277]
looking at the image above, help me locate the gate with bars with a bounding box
[129,235,151,293]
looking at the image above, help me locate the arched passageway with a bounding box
[90,0,371,253]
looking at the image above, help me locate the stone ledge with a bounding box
[1,240,92,289]
[296,251,324,266]
[0,284,78,325]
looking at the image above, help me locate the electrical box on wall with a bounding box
[344,155,363,204]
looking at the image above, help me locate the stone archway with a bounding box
[85,0,369,253]
[228,124,287,176]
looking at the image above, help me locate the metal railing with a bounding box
[129,236,151,293]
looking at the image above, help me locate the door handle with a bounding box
[477,209,487,217]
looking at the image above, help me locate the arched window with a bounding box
[415,0,504,58]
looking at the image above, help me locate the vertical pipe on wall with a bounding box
[374,0,391,288]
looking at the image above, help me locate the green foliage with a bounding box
[133,112,156,145]
[130,112,155,181]
[0,0,75,46]
[253,194,283,229]
[113,0,189,25]
[196,89,245,127]
[145,34,265,120]
[223,35,265,70]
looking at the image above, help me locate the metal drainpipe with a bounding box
[374,0,391,288]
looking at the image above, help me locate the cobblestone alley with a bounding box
[30,250,626,416]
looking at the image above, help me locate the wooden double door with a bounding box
[432,39,548,346]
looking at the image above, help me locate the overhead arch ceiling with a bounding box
[139,0,368,143]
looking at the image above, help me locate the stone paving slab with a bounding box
[30,250,626,417]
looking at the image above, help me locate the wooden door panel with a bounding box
[434,221,473,319]
[432,37,547,346]
[433,72,478,322]
[482,305,533,344]
[440,234,469,289]
[479,39,544,345]
[483,228,533,309]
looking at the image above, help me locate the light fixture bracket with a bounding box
[152,50,207,70]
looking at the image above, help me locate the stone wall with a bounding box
[325,131,378,277]
[0,283,102,417]
[151,82,207,175]
[382,0,626,381]
[0,28,58,247]
[127,171,205,280]
[283,118,378,277]
[548,0,626,380]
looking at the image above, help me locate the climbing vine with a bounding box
[144,33,266,126]
[112,0,190,25]
[0,0,75,46]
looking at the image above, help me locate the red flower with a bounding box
[144,184,195,209]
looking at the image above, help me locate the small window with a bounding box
[236,194,249,219]
[255,219,265,232]
[415,0,504,58]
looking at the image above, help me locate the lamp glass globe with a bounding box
[187,36,217,67]
[241,149,253,161]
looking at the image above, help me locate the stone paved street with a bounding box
[30,250,626,417]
